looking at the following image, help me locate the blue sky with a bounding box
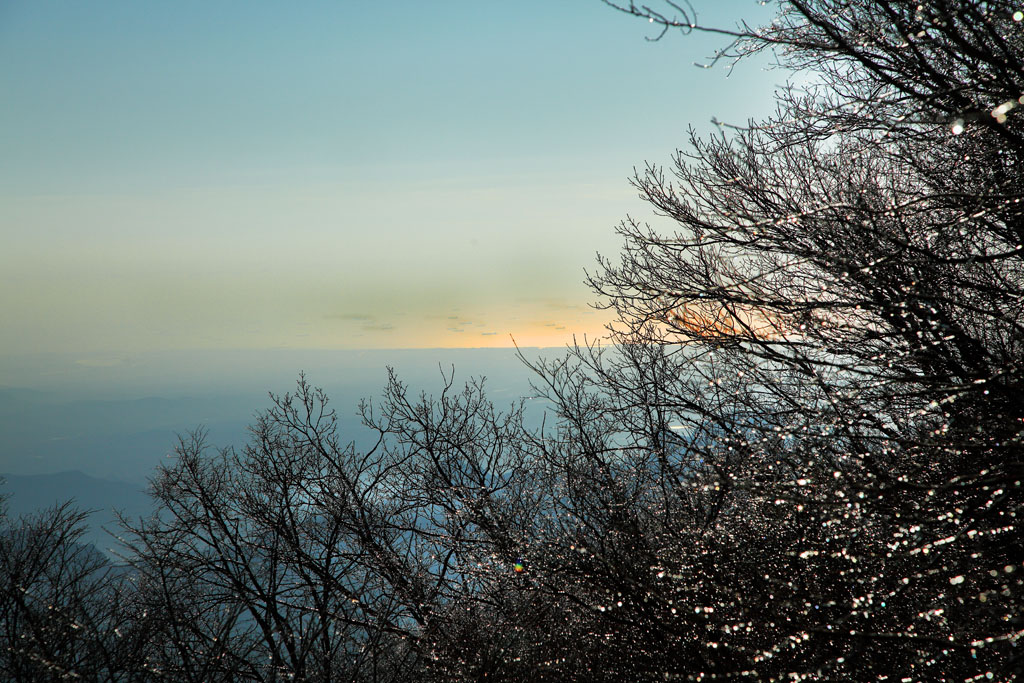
[0,0,781,355]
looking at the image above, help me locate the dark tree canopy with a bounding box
[2,1,1022,680]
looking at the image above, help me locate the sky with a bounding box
[0,0,781,358]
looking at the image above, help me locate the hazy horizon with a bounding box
[0,347,566,484]
[0,345,569,397]
[0,346,567,552]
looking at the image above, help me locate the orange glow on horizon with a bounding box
[311,307,617,351]
[402,321,613,350]
[664,302,784,341]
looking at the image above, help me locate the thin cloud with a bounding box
[326,313,376,321]
[74,358,123,368]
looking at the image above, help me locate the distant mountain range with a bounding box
[0,348,562,554]
[0,470,152,557]
[0,388,260,482]
[0,347,555,479]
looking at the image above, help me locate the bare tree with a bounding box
[0,499,147,681]
[549,0,1024,679]
[119,372,543,682]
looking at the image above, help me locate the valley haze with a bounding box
[0,347,559,552]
